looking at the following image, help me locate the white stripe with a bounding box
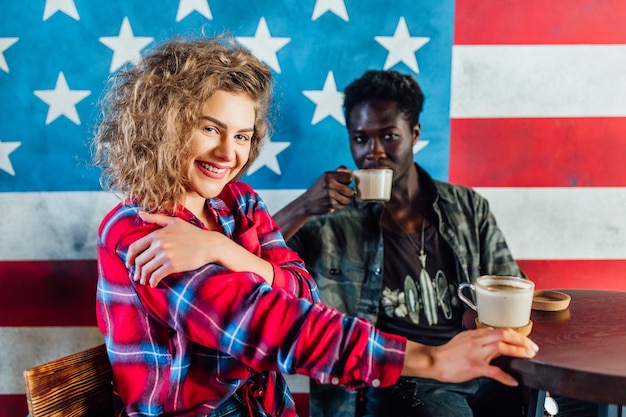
[283,374,310,393]
[256,189,306,214]
[0,191,120,261]
[451,44,626,118]
[0,326,104,394]
[2,188,625,261]
[0,325,309,395]
[476,187,626,260]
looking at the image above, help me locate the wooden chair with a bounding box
[23,343,114,417]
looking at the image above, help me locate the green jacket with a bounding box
[288,164,523,417]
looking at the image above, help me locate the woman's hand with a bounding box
[127,212,275,287]
[402,328,539,387]
[126,212,225,287]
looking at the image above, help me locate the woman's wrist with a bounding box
[401,340,435,378]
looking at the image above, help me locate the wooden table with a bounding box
[499,289,626,417]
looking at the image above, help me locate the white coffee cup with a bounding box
[353,168,393,202]
[457,275,534,328]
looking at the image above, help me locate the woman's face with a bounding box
[185,90,256,201]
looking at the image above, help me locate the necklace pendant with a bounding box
[418,251,427,269]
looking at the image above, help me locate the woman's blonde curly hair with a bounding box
[92,34,273,213]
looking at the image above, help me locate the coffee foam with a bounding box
[479,277,532,291]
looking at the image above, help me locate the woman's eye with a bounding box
[235,134,250,142]
[204,126,217,134]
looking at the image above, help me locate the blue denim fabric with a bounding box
[309,379,359,417]
[207,393,247,417]
[362,377,524,417]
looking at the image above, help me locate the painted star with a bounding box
[246,136,290,176]
[176,0,212,22]
[0,37,19,73]
[236,18,290,73]
[302,71,345,125]
[33,72,91,125]
[312,0,349,21]
[0,141,21,176]
[43,0,79,21]
[374,17,430,73]
[99,17,154,73]
[413,140,429,154]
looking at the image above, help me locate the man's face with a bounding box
[348,99,419,179]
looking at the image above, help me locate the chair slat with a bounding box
[23,344,114,417]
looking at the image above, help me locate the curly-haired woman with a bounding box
[92,35,538,417]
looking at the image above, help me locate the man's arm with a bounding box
[274,167,353,240]
[273,194,316,241]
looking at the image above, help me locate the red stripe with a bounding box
[0,395,29,417]
[2,259,625,326]
[454,0,626,45]
[293,393,310,417]
[518,259,626,291]
[0,260,97,326]
[449,117,626,187]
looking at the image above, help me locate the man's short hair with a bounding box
[343,70,424,127]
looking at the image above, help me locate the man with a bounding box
[273,70,526,417]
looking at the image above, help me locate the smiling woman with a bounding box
[92,35,272,215]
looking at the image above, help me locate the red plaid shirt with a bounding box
[96,182,405,417]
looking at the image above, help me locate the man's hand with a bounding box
[273,166,355,240]
[302,166,354,215]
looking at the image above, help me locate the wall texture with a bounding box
[1,0,625,416]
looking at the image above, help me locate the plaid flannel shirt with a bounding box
[96,181,405,417]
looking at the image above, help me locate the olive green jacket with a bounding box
[288,164,523,417]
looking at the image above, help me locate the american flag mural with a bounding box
[1,0,625,415]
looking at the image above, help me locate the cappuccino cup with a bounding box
[457,275,534,328]
[353,168,393,202]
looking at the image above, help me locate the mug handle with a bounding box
[457,282,477,311]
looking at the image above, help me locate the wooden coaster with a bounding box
[475,318,533,337]
[532,290,571,311]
